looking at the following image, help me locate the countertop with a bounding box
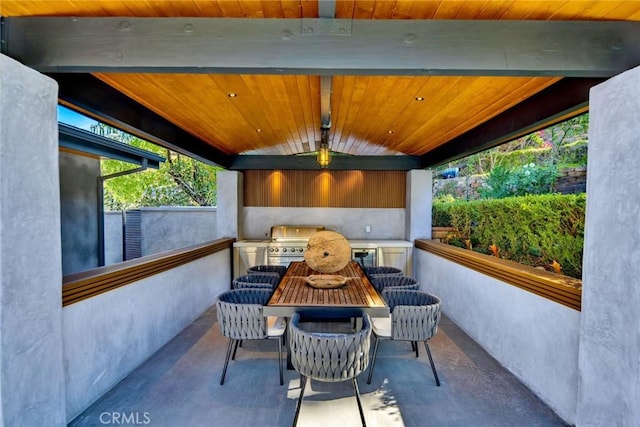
[233,239,412,248]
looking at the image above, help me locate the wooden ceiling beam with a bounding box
[419,77,605,168]
[49,73,234,168]
[4,18,640,77]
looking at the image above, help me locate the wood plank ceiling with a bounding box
[2,1,640,166]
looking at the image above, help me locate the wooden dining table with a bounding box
[263,261,389,319]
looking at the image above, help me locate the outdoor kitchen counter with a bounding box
[233,240,412,247]
[348,240,413,248]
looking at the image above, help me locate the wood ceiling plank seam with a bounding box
[519,1,570,20]
[300,0,319,18]
[473,0,519,20]
[294,76,315,152]
[371,0,397,19]
[342,76,374,154]
[547,0,606,20]
[280,0,303,18]
[364,76,430,151]
[308,76,322,152]
[438,77,561,140]
[601,2,640,20]
[335,0,357,19]
[259,0,283,18]
[425,77,560,150]
[357,76,416,148]
[267,83,299,155]
[379,76,441,154]
[329,75,347,152]
[432,0,467,19]
[390,0,439,19]
[261,76,296,154]
[187,74,254,152]
[275,75,305,154]
[190,0,225,17]
[97,73,219,148]
[388,76,466,154]
[404,76,521,152]
[216,0,246,17]
[202,74,263,153]
[296,75,318,152]
[581,0,634,20]
[230,74,282,152]
[353,0,376,19]
[451,0,488,19]
[404,76,526,152]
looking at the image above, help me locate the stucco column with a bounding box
[217,170,243,239]
[405,169,432,241]
[576,65,640,426]
[0,55,66,424]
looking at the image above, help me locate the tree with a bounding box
[92,124,221,209]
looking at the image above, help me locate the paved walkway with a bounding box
[70,307,568,427]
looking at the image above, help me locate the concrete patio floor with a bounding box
[69,307,568,427]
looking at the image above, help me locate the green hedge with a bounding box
[432,193,585,279]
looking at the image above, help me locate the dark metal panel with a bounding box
[4,18,640,77]
[49,73,233,168]
[420,77,605,168]
[229,154,421,170]
[123,209,142,261]
[59,123,164,168]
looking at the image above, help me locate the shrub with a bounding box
[479,163,558,199]
[432,193,585,279]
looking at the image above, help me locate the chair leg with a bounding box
[220,338,235,385]
[415,341,419,358]
[232,339,240,360]
[278,336,284,386]
[293,375,307,427]
[352,378,367,427]
[423,341,440,386]
[366,336,381,384]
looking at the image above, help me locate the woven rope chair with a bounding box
[363,266,403,278]
[232,273,280,290]
[366,289,442,386]
[369,275,419,293]
[289,313,372,427]
[216,289,285,385]
[247,264,288,279]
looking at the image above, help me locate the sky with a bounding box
[58,105,98,130]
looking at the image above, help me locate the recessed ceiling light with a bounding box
[387,130,394,134]
[415,96,424,101]
[227,92,238,98]
[256,129,262,133]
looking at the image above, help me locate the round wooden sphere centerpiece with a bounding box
[304,230,351,274]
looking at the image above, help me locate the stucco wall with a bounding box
[415,249,580,424]
[103,207,218,265]
[63,249,231,421]
[576,65,640,426]
[59,150,100,275]
[0,55,66,425]
[104,211,124,265]
[140,207,218,256]
[242,207,405,240]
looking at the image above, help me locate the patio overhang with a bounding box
[58,123,165,168]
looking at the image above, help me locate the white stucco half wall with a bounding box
[415,249,581,424]
[63,250,231,421]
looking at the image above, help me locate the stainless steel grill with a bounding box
[267,225,324,266]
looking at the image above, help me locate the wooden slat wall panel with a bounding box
[244,170,406,208]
